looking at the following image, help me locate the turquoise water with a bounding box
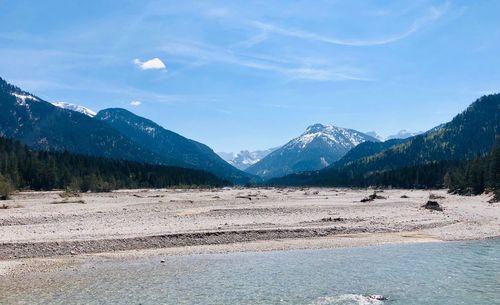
[2,239,499,305]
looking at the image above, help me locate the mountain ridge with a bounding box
[246,123,379,179]
[0,77,250,183]
[269,93,499,186]
[95,108,253,183]
[0,77,161,163]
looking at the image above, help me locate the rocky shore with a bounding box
[0,188,498,262]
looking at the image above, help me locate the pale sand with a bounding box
[0,188,498,276]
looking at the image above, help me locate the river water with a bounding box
[1,239,499,304]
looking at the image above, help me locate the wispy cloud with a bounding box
[130,100,142,106]
[250,3,449,47]
[161,41,371,81]
[203,7,231,18]
[133,57,166,70]
[231,32,269,49]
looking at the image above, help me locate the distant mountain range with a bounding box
[386,129,424,140]
[270,94,500,185]
[222,127,426,174]
[245,124,379,179]
[218,148,277,170]
[0,77,251,183]
[364,131,384,141]
[365,130,424,141]
[2,76,497,187]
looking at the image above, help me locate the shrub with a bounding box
[0,175,14,200]
[59,187,81,198]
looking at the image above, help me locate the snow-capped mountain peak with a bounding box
[52,102,97,117]
[246,123,379,179]
[288,123,371,150]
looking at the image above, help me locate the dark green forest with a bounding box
[269,143,500,201]
[1,133,497,200]
[0,137,225,195]
[367,144,499,198]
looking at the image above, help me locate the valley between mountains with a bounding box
[0,77,499,268]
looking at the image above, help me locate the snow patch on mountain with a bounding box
[52,102,96,117]
[144,126,156,135]
[11,93,39,106]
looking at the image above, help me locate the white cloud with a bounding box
[130,100,142,106]
[133,57,166,70]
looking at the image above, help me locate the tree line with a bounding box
[269,142,500,201]
[365,143,499,199]
[0,136,226,197]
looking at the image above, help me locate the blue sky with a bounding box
[1,0,499,152]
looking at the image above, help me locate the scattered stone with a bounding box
[70,250,77,256]
[369,295,387,301]
[236,196,252,200]
[488,195,500,203]
[429,193,445,200]
[321,217,344,222]
[422,200,443,211]
[51,199,85,204]
[401,195,409,198]
[361,192,387,202]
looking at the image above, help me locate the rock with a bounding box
[160,259,165,263]
[70,250,77,256]
[321,217,344,222]
[369,295,387,300]
[429,193,445,200]
[361,191,387,202]
[236,196,252,200]
[422,200,443,211]
[401,195,409,198]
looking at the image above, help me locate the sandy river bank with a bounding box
[0,188,498,275]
